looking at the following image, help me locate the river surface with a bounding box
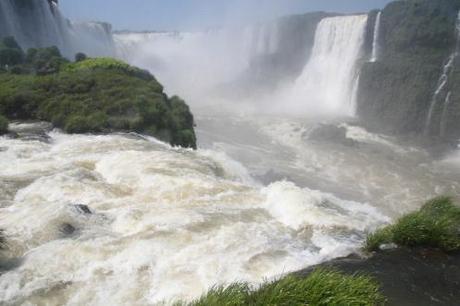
[0,111,459,305]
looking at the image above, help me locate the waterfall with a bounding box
[251,21,280,56]
[114,22,281,99]
[424,11,460,136]
[370,11,382,62]
[0,0,115,58]
[287,15,368,116]
[440,91,452,137]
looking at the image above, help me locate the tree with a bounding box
[75,52,87,62]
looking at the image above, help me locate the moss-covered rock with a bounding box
[0,41,196,148]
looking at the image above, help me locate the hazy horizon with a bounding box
[60,0,392,31]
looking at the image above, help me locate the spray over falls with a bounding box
[115,22,281,102]
[115,14,368,117]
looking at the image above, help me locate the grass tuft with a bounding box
[365,196,460,252]
[365,227,394,253]
[184,268,385,306]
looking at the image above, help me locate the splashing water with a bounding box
[0,126,390,305]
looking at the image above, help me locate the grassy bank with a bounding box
[181,269,385,306]
[366,196,460,252]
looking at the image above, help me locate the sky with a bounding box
[60,0,393,31]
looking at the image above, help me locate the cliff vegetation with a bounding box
[0,36,197,148]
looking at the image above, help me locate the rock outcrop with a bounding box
[357,0,460,143]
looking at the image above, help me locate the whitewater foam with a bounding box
[0,128,389,305]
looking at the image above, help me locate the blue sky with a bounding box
[60,0,392,31]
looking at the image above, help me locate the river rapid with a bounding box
[0,112,459,305]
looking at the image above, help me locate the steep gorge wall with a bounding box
[357,0,460,142]
[0,0,115,58]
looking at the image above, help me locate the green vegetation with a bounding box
[365,197,460,252]
[0,37,196,148]
[74,52,87,62]
[183,269,385,306]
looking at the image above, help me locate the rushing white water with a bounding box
[370,11,382,62]
[0,0,115,58]
[2,117,458,305]
[282,15,368,116]
[425,11,460,135]
[0,125,392,305]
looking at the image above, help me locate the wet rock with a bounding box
[20,132,52,143]
[73,204,92,214]
[59,223,76,236]
[307,124,356,147]
[8,122,53,143]
[257,169,291,185]
[0,257,23,274]
[297,247,460,306]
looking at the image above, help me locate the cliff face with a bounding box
[249,12,335,85]
[0,0,115,58]
[357,0,460,142]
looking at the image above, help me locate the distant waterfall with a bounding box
[370,11,382,62]
[0,0,115,58]
[288,15,368,116]
[440,91,452,137]
[424,11,460,136]
[250,21,280,56]
[114,21,281,98]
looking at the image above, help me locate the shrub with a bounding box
[64,112,108,134]
[0,115,8,135]
[365,197,460,252]
[64,57,158,83]
[25,46,68,74]
[0,48,24,67]
[186,269,385,306]
[0,43,196,148]
[75,52,87,62]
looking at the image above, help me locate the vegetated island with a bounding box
[0,36,197,149]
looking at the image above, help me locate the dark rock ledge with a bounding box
[297,248,460,306]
